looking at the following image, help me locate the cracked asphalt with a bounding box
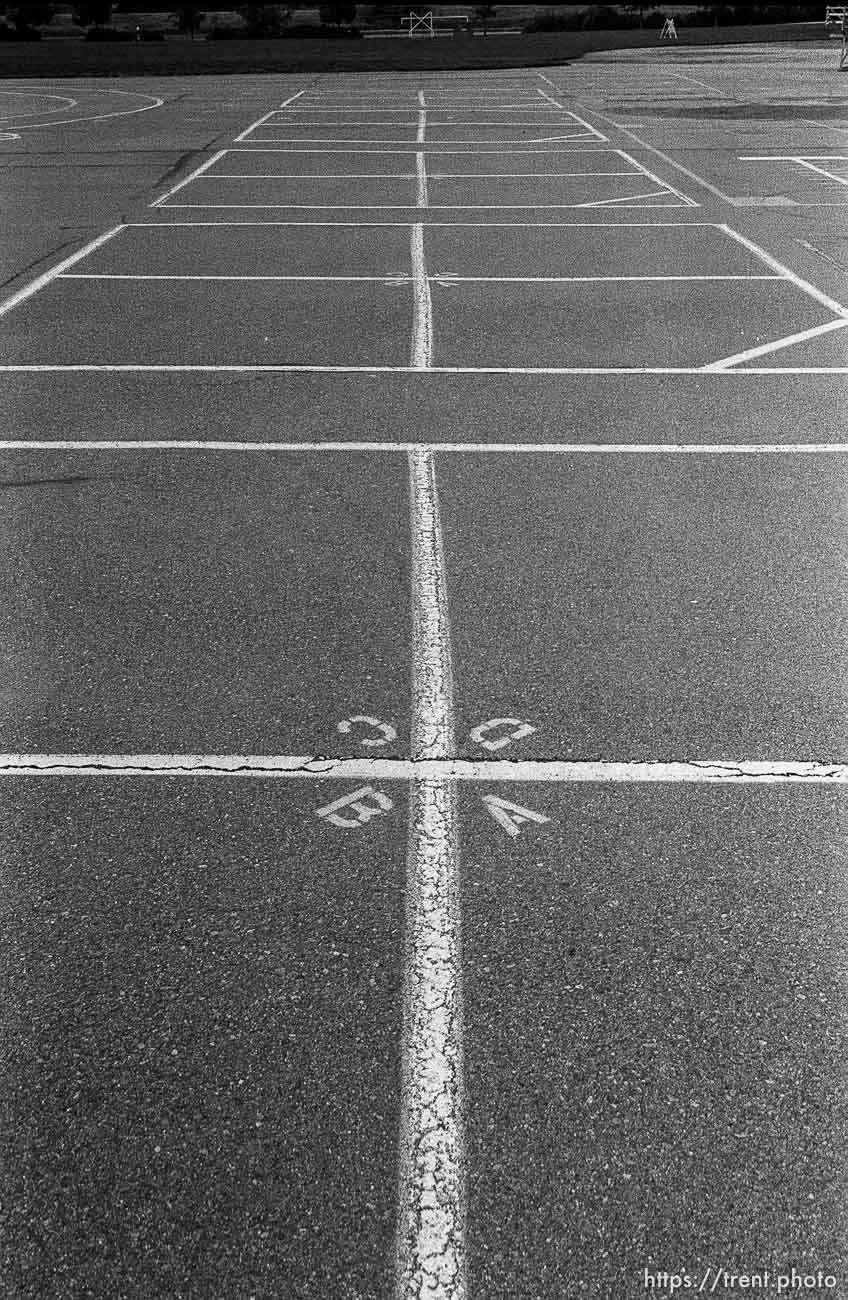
[0,50,847,1300]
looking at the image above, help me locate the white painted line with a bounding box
[427,171,638,178]
[0,226,125,320]
[274,108,421,115]
[280,109,563,117]
[717,224,848,319]
[159,203,693,211]
[4,366,847,376]
[570,102,740,205]
[535,87,609,142]
[409,448,453,760]
[579,189,675,207]
[222,148,626,156]
[614,148,697,207]
[233,89,306,143]
[56,273,786,284]
[233,108,280,144]
[1,756,844,782]
[666,69,729,95]
[265,120,424,128]
[0,86,164,131]
[416,153,428,207]
[795,159,848,187]
[417,89,427,109]
[4,441,846,454]
[703,318,848,371]
[245,137,602,146]
[129,220,718,228]
[208,173,416,179]
[397,776,465,1300]
[740,155,848,161]
[403,104,556,111]
[149,150,228,209]
[58,273,415,282]
[397,445,465,1300]
[199,172,640,179]
[410,225,433,370]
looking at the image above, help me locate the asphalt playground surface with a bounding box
[0,44,847,1300]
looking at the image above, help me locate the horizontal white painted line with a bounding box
[2,441,845,454]
[199,171,638,179]
[208,172,417,179]
[57,273,784,283]
[248,137,602,145]
[57,273,413,282]
[739,154,848,160]
[2,366,846,376]
[223,148,624,155]
[273,108,565,114]
[1,755,844,782]
[162,203,690,211]
[430,170,638,177]
[131,220,718,228]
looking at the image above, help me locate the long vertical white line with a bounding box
[416,89,429,208]
[409,449,453,760]
[410,226,433,369]
[397,448,465,1300]
[417,88,427,144]
[416,153,429,208]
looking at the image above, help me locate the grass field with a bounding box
[0,22,833,76]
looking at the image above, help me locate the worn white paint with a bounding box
[337,716,398,747]
[408,448,452,757]
[416,152,429,208]
[3,756,845,782]
[469,719,536,752]
[3,441,847,454]
[399,445,466,1298]
[4,365,846,375]
[396,778,466,1300]
[410,225,433,370]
